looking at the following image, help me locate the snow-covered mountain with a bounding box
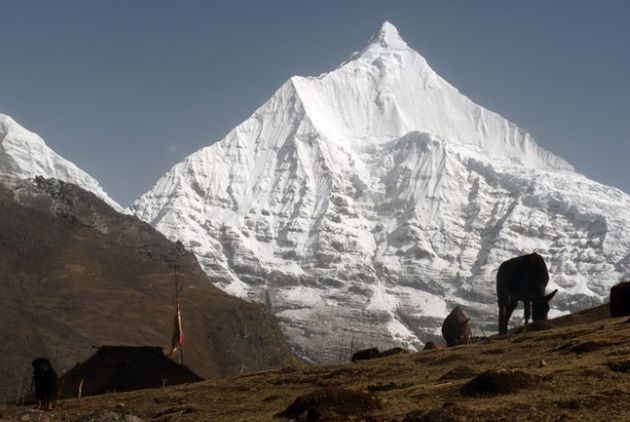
[130,22,630,362]
[0,113,121,210]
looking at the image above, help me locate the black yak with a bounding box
[496,253,558,335]
[610,281,630,317]
[441,306,472,347]
[31,358,58,410]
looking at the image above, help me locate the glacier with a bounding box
[0,113,122,211]
[130,22,630,362]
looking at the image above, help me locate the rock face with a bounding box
[129,22,630,362]
[0,178,294,400]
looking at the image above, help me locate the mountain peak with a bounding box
[0,112,16,126]
[0,113,122,211]
[0,113,25,139]
[129,22,629,365]
[366,21,408,50]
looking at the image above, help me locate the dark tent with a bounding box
[59,345,203,398]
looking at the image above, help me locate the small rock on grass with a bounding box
[460,369,538,397]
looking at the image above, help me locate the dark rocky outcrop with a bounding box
[423,341,445,351]
[351,348,380,362]
[460,369,538,397]
[351,346,409,362]
[274,387,381,421]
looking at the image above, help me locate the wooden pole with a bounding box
[174,264,185,367]
[180,341,185,367]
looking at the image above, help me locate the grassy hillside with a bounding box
[3,304,630,421]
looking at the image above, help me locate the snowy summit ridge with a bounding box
[366,21,408,49]
[130,23,630,362]
[291,21,572,172]
[0,113,121,210]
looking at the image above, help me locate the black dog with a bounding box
[31,358,58,410]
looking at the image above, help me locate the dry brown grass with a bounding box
[4,309,630,421]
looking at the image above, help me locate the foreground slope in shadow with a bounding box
[0,177,294,401]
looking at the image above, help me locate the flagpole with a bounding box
[178,296,185,367]
[174,264,185,367]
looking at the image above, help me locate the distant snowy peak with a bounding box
[0,113,121,211]
[293,22,573,173]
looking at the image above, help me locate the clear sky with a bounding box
[1,1,628,206]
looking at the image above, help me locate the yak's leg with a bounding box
[524,299,532,325]
[499,298,518,335]
[503,298,518,334]
[498,304,507,335]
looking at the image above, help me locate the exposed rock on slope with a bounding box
[129,22,630,362]
[0,177,294,400]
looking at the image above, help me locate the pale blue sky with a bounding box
[1,1,628,205]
